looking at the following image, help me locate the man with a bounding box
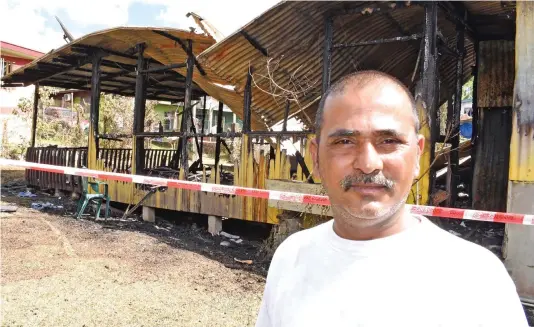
[255,71,528,327]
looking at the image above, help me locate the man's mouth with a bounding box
[348,184,388,196]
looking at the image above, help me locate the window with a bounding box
[0,58,13,79]
[163,112,174,131]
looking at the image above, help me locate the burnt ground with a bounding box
[1,167,268,327]
[1,166,532,326]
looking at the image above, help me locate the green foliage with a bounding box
[462,77,474,101]
[12,89,161,150]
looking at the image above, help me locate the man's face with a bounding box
[311,82,424,227]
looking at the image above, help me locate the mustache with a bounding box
[340,172,395,191]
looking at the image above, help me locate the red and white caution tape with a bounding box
[1,158,533,226]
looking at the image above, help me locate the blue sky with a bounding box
[0,0,280,52]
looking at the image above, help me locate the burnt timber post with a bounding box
[87,53,103,170]
[242,68,253,133]
[322,16,333,95]
[30,83,39,148]
[415,1,439,205]
[132,43,147,175]
[504,1,534,300]
[181,39,195,179]
[469,41,479,205]
[214,101,224,183]
[446,21,465,207]
[199,95,207,166]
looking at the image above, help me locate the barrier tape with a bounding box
[1,158,533,226]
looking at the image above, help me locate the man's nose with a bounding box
[352,142,383,174]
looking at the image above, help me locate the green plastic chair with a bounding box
[76,176,110,219]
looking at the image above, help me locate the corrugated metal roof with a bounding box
[1,27,219,103]
[198,1,516,130]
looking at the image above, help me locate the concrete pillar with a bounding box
[208,215,222,236]
[504,1,534,300]
[142,206,155,223]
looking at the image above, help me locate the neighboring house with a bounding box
[154,97,242,133]
[0,41,44,150]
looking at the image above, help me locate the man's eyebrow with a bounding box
[327,129,360,138]
[373,129,406,138]
[327,129,407,138]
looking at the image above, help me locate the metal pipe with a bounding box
[322,15,333,95]
[333,33,422,49]
[139,62,187,74]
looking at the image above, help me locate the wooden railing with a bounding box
[144,149,176,170]
[97,148,132,173]
[25,147,87,193]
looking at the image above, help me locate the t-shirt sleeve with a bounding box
[480,252,529,326]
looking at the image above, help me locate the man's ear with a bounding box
[310,137,321,180]
[413,134,425,178]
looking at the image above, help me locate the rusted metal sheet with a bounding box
[472,108,513,212]
[197,1,510,130]
[477,41,515,108]
[509,1,534,182]
[472,38,515,212]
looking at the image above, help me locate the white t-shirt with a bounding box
[256,215,528,327]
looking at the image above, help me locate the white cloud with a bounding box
[0,0,280,54]
[152,0,280,37]
[0,1,64,53]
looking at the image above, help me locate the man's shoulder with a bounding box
[423,219,505,269]
[271,220,331,261]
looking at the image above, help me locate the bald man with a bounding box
[255,71,527,327]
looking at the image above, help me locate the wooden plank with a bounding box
[266,179,332,216]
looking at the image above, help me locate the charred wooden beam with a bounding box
[282,99,290,132]
[139,62,187,74]
[422,1,440,199]
[135,130,314,138]
[295,151,313,183]
[214,101,224,181]
[322,15,333,95]
[181,39,195,177]
[446,21,465,207]
[133,43,148,174]
[30,84,39,147]
[241,31,268,56]
[199,96,207,166]
[437,2,477,40]
[152,30,206,76]
[333,33,422,49]
[242,68,253,133]
[88,53,103,169]
[32,55,95,84]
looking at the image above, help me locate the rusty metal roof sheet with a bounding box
[197,1,516,129]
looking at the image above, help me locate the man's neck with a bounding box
[332,207,418,241]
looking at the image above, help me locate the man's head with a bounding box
[310,71,424,230]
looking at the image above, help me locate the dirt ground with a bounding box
[1,167,267,327]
